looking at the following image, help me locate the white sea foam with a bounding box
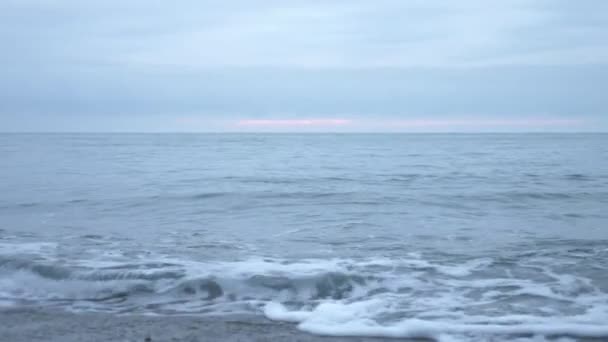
[266,302,608,341]
[401,257,494,277]
[0,242,58,255]
[256,252,608,341]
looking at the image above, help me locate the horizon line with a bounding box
[2,131,607,134]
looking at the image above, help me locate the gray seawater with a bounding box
[1,133,607,341]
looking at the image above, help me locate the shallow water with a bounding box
[1,133,607,341]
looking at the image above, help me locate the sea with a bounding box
[1,133,607,341]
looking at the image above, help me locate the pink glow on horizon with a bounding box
[389,119,584,127]
[173,117,586,131]
[237,119,352,127]
[235,118,583,128]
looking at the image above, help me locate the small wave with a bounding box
[1,256,192,281]
[189,192,228,200]
[0,202,41,210]
[17,202,40,208]
[0,258,72,280]
[168,278,224,299]
[444,190,608,206]
[157,271,371,303]
[0,257,373,303]
[78,270,186,282]
[564,174,592,181]
[0,242,58,255]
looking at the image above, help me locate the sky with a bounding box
[1,0,607,132]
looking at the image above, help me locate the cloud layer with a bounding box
[1,0,607,131]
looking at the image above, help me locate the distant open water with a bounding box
[1,133,608,341]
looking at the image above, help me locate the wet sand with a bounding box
[0,308,407,342]
[4,308,603,341]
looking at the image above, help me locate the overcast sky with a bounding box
[1,0,607,132]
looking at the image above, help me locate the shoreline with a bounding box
[0,307,409,342]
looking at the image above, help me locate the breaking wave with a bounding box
[1,252,608,341]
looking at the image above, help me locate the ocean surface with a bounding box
[1,133,607,341]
